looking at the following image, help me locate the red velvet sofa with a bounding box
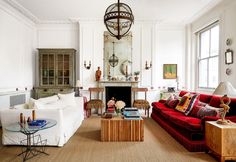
[151,90,236,152]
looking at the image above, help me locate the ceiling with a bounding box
[13,0,222,24]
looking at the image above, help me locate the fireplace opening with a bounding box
[105,86,131,108]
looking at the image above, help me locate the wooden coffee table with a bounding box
[101,116,144,142]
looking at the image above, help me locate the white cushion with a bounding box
[34,100,45,109]
[36,100,68,109]
[38,95,59,104]
[28,98,36,109]
[58,92,76,106]
[13,104,28,109]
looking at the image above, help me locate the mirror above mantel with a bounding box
[104,31,132,81]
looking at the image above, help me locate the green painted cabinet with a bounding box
[34,49,76,99]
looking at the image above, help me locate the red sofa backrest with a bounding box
[179,91,188,97]
[178,91,236,116]
[208,95,236,116]
[229,98,236,116]
[179,91,212,103]
[199,94,213,103]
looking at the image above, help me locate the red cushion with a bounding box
[161,110,201,131]
[228,98,236,116]
[152,102,174,112]
[209,96,221,107]
[199,94,213,103]
[179,91,189,97]
[189,105,203,117]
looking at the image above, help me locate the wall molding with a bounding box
[3,0,39,23]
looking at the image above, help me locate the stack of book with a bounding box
[123,108,142,120]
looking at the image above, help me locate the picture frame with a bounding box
[225,49,233,65]
[163,64,177,79]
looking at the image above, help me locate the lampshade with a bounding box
[213,81,236,97]
[76,80,82,87]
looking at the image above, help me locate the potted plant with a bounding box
[134,71,140,81]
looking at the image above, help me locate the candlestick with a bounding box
[125,65,128,75]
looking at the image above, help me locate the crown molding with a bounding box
[185,0,223,24]
[3,0,39,23]
[38,20,77,24]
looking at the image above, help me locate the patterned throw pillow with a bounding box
[184,94,199,116]
[196,104,224,119]
[198,101,207,107]
[165,94,179,108]
[190,105,204,117]
[205,104,224,118]
[175,93,192,113]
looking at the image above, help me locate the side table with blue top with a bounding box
[5,119,57,162]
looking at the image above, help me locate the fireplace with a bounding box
[98,80,138,109]
[105,86,131,108]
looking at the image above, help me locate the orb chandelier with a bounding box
[109,42,119,67]
[104,0,134,40]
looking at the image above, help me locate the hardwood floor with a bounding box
[0,116,215,162]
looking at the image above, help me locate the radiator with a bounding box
[10,94,26,107]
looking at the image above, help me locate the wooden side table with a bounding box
[205,121,236,162]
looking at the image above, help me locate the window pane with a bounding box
[199,59,208,88]
[209,57,218,88]
[210,25,219,56]
[200,30,210,59]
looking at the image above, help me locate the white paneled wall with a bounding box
[0,0,185,104]
[78,20,185,102]
[36,23,79,85]
[0,0,36,108]
[79,20,105,90]
[156,25,185,90]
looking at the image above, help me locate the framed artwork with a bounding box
[163,64,177,79]
[225,49,233,64]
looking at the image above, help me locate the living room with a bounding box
[0,0,236,161]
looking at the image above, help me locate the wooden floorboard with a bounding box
[0,116,216,162]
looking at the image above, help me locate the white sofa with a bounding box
[0,93,84,147]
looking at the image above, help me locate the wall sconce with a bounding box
[145,61,152,70]
[84,61,91,70]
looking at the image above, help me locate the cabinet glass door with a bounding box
[41,54,55,85]
[56,54,70,86]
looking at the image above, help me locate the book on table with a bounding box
[123,110,141,120]
[124,107,138,111]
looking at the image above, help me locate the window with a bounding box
[198,23,219,89]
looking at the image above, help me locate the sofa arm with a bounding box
[0,109,63,127]
[200,116,220,131]
[159,99,166,103]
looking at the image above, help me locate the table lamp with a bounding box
[213,81,236,124]
[75,80,82,97]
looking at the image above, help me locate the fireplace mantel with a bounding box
[98,80,139,87]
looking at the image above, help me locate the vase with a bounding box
[134,76,139,81]
[116,109,121,116]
